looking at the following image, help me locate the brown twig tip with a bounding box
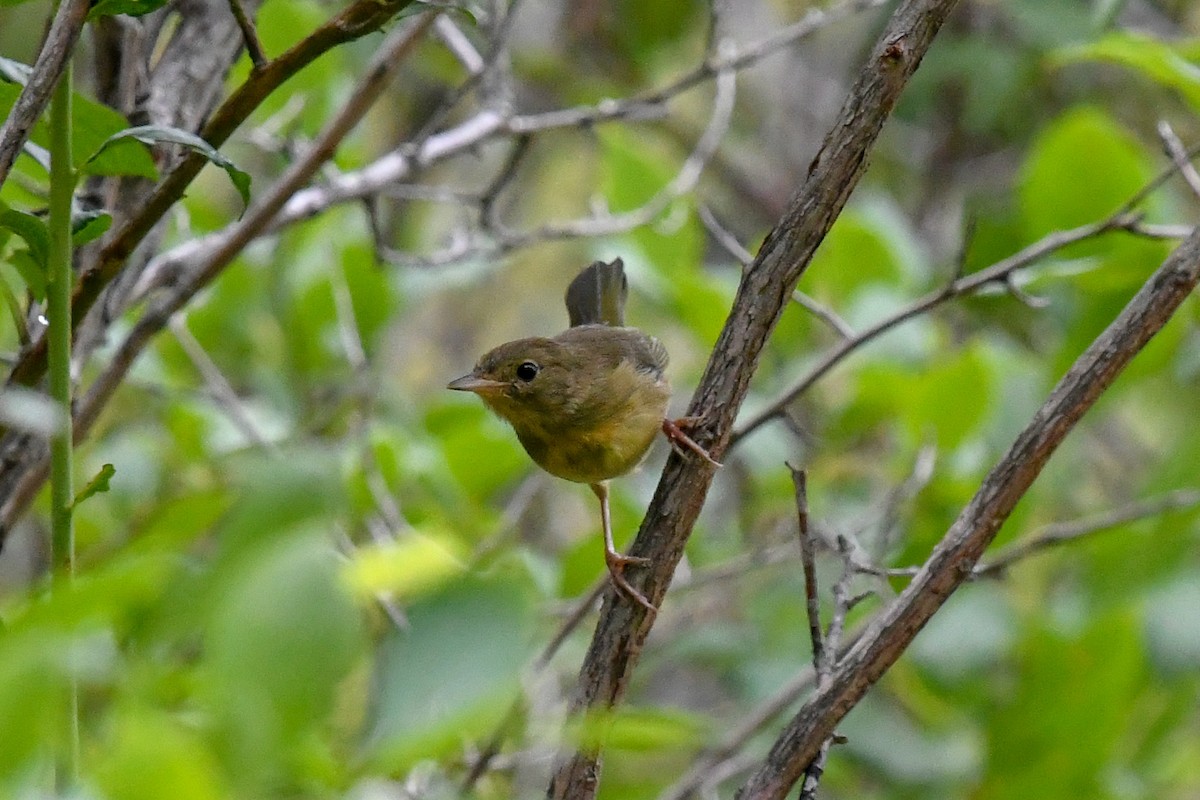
[229,0,270,70]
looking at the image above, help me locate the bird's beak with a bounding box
[447,374,508,395]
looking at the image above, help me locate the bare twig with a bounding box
[700,205,855,339]
[730,212,1148,444]
[0,12,438,533]
[1157,121,1200,202]
[976,488,1200,577]
[0,0,90,191]
[790,466,826,675]
[735,227,1200,800]
[848,487,1200,581]
[168,315,274,450]
[228,0,269,70]
[434,14,485,74]
[658,667,816,800]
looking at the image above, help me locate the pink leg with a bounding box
[662,417,721,466]
[591,482,656,614]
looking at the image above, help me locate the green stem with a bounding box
[47,38,77,782]
[47,39,74,573]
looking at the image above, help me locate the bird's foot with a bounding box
[604,549,657,614]
[662,417,722,467]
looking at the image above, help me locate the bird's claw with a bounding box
[662,417,722,467]
[604,550,656,614]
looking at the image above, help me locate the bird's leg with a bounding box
[662,417,722,467]
[590,482,656,614]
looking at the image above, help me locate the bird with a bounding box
[447,258,718,611]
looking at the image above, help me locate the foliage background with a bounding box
[0,0,1198,798]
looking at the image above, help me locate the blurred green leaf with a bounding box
[1053,32,1200,113]
[343,530,467,602]
[72,208,112,246]
[94,709,226,800]
[88,0,172,19]
[366,576,533,770]
[980,614,1145,798]
[1018,106,1153,241]
[204,534,365,783]
[568,706,708,754]
[0,206,49,267]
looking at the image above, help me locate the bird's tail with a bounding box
[565,258,627,327]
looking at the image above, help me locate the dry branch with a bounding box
[735,226,1200,799]
[547,1,964,797]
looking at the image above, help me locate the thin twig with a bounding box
[0,12,439,533]
[168,315,274,450]
[730,212,1148,444]
[736,227,1200,800]
[976,488,1200,577]
[700,205,855,339]
[1157,121,1200,202]
[658,667,817,800]
[790,465,826,675]
[228,0,269,70]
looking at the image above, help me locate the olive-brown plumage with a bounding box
[448,259,717,612]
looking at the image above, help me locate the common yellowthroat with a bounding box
[447,259,718,611]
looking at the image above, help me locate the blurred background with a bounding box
[1,0,1199,797]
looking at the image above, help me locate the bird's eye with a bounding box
[515,361,540,382]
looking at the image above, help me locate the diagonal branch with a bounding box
[0,12,438,535]
[547,1,964,797]
[735,226,1200,800]
[3,0,420,391]
[0,0,90,191]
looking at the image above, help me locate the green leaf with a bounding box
[366,576,533,770]
[9,250,47,301]
[0,80,157,179]
[91,125,250,209]
[72,463,116,510]
[94,709,226,800]
[1053,32,1200,113]
[204,534,365,782]
[0,207,49,267]
[72,209,112,246]
[88,0,172,19]
[1018,106,1154,241]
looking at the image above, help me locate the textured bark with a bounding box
[735,224,1200,800]
[547,1,964,797]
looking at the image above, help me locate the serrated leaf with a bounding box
[72,210,112,246]
[88,0,172,19]
[0,208,49,267]
[72,463,116,510]
[91,126,250,210]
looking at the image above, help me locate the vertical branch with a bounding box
[790,465,826,675]
[47,25,75,577]
[45,32,78,784]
